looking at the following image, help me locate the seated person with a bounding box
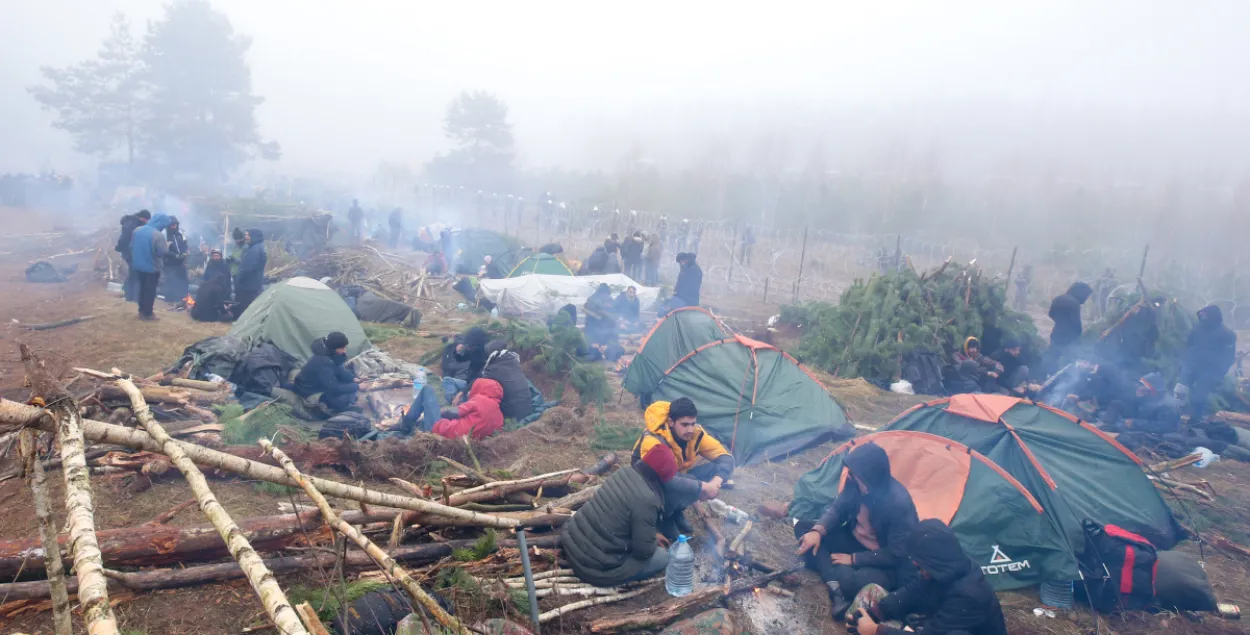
[947,337,1005,394]
[424,250,448,275]
[190,274,233,322]
[1099,372,1182,435]
[292,332,362,413]
[482,341,534,421]
[795,442,919,619]
[614,286,643,332]
[988,338,1030,395]
[547,304,578,330]
[632,398,734,539]
[396,368,444,435]
[561,445,678,587]
[431,378,504,440]
[441,327,492,403]
[849,519,1007,635]
[583,283,618,346]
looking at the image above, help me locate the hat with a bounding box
[325,331,349,351]
[641,445,677,483]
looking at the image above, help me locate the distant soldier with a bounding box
[348,199,364,244]
[1013,265,1033,312]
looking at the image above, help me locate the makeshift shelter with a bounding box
[884,395,1183,558]
[790,431,1078,590]
[623,307,732,396]
[507,253,574,277]
[625,327,853,465]
[476,273,659,317]
[450,228,526,275]
[229,277,371,361]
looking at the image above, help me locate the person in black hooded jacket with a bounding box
[202,248,233,299]
[191,273,232,322]
[850,519,1006,635]
[796,442,920,618]
[1043,281,1093,373]
[233,228,267,317]
[292,332,361,413]
[1178,304,1238,422]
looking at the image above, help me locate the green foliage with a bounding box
[362,323,414,344]
[791,263,1041,381]
[508,588,530,615]
[435,566,482,594]
[452,530,498,562]
[570,362,610,411]
[592,416,638,451]
[1086,294,1197,385]
[287,579,388,624]
[216,402,298,445]
[252,481,299,497]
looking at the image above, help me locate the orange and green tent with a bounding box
[507,253,574,277]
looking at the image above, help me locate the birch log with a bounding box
[0,399,519,528]
[117,378,309,635]
[261,439,469,635]
[22,430,72,635]
[19,344,120,635]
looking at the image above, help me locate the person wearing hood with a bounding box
[562,445,678,587]
[673,252,702,307]
[481,341,534,421]
[191,269,233,323]
[584,283,618,346]
[293,332,362,413]
[202,248,232,299]
[988,338,1030,395]
[948,337,1006,394]
[1044,281,1093,372]
[850,519,1007,635]
[796,442,920,618]
[631,398,734,539]
[162,216,190,303]
[116,209,150,302]
[233,228,267,317]
[129,212,172,321]
[431,378,504,440]
[621,231,645,280]
[1099,372,1181,436]
[448,326,492,400]
[1177,305,1237,422]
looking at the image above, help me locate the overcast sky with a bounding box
[3,0,1249,181]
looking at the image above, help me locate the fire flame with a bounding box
[184,295,195,308]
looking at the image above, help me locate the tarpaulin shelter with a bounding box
[624,307,853,464]
[229,277,371,361]
[476,273,659,317]
[450,228,526,275]
[507,253,574,277]
[790,431,1078,590]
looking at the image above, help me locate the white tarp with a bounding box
[477,273,661,317]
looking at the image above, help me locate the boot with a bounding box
[826,581,852,621]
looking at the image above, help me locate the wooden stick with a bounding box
[295,602,333,635]
[117,378,308,635]
[545,484,599,511]
[261,439,468,635]
[22,430,72,635]
[21,345,121,635]
[1152,477,1214,500]
[144,498,198,526]
[589,567,798,633]
[436,456,491,484]
[26,315,96,331]
[0,400,521,528]
[1148,453,1203,473]
[729,520,754,556]
[540,583,658,624]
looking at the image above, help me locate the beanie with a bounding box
[325,331,349,351]
[641,445,678,483]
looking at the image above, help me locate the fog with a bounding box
[4,0,1249,181]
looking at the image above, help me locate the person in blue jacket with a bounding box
[129,213,172,321]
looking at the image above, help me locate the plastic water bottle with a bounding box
[665,534,695,597]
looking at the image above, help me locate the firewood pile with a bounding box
[267,245,452,305]
[0,349,627,634]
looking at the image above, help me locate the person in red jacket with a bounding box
[432,378,504,440]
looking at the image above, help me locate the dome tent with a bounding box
[791,431,1078,590]
[884,395,1184,564]
[624,311,853,465]
[507,253,574,277]
[228,277,371,361]
[622,307,732,397]
[450,228,526,275]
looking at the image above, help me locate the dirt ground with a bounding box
[2,211,1250,634]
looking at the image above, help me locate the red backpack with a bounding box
[1080,520,1159,613]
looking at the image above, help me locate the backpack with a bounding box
[1079,519,1159,613]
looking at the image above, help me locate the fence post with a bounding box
[764,277,770,304]
[794,226,808,303]
[728,222,737,283]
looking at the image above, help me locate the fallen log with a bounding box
[167,378,226,392]
[448,468,579,506]
[0,403,521,529]
[21,345,120,635]
[96,384,227,406]
[22,430,72,635]
[26,315,96,331]
[588,567,799,633]
[119,377,308,635]
[262,439,467,635]
[540,583,660,624]
[0,535,561,600]
[545,484,598,511]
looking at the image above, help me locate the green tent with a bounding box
[624,312,853,464]
[507,253,574,277]
[791,431,1078,590]
[623,307,732,396]
[229,277,371,361]
[450,229,526,275]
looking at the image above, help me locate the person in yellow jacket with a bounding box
[631,397,735,537]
